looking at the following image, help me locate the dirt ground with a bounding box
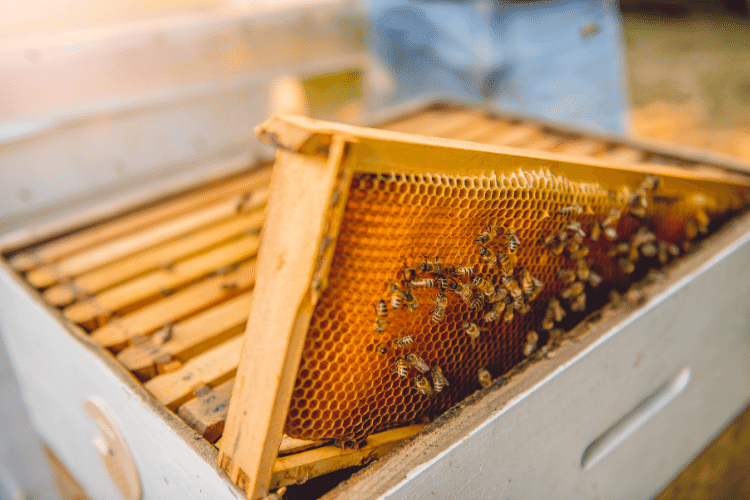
[623,10,750,160]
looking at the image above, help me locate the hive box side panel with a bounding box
[325,212,750,500]
[0,267,245,500]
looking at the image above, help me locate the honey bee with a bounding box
[392,335,414,349]
[389,282,405,309]
[668,243,680,256]
[469,292,486,311]
[522,331,539,357]
[603,226,618,241]
[497,249,514,277]
[434,274,449,293]
[558,204,583,217]
[548,298,566,322]
[476,224,500,244]
[557,269,576,283]
[551,240,566,256]
[570,292,587,312]
[590,222,602,242]
[548,328,564,345]
[432,366,449,393]
[541,234,559,248]
[394,356,409,378]
[477,368,492,389]
[640,242,657,258]
[483,300,506,323]
[576,259,590,281]
[657,240,669,265]
[410,277,439,289]
[695,208,710,234]
[602,206,622,228]
[561,282,585,299]
[569,245,590,260]
[471,276,495,297]
[566,239,580,254]
[488,287,509,303]
[402,264,417,282]
[632,227,656,248]
[588,271,602,287]
[403,289,419,311]
[519,267,533,295]
[374,300,388,333]
[565,221,586,238]
[608,241,631,257]
[503,307,514,323]
[263,486,287,500]
[449,279,474,306]
[430,293,448,323]
[406,353,430,373]
[542,311,555,331]
[618,257,635,274]
[413,374,435,396]
[685,220,698,240]
[527,276,544,301]
[418,256,444,274]
[641,174,661,191]
[463,322,486,341]
[503,276,522,297]
[450,264,474,277]
[478,245,498,267]
[505,228,520,254]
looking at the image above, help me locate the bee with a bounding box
[503,276,522,298]
[402,264,417,282]
[478,245,498,267]
[632,227,656,247]
[695,208,710,234]
[541,311,555,331]
[393,356,409,378]
[152,322,173,346]
[477,368,492,389]
[413,374,435,396]
[522,331,539,357]
[374,300,388,333]
[548,328,564,345]
[602,206,622,228]
[503,306,514,324]
[476,224,500,244]
[569,245,590,260]
[657,240,669,265]
[551,240,566,256]
[541,234,559,248]
[375,343,388,356]
[558,204,583,217]
[548,298,566,322]
[418,256,444,274]
[527,276,544,301]
[668,243,680,256]
[685,220,698,240]
[497,249,513,277]
[505,228,520,254]
[570,292,587,312]
[576,259,590,281]
[433,274,449,293]
[406,353,430,373]
[519,268,533,295]
[450,264,474,278]
[566,221,586,238]
[263,486,287,500]
[640,242,657,258]
[463,322,486,341]
[517,300,531,315]
[641,174,661,191]
[488,287,509,303]
[469,292,486,311]
[603,226,618,241]
[403,289,419,311]
[590,222,602,242]
[608,241,631,257]
[588,271,602,287]
[483,300,506,323]
[430,293,448,323]
[432,366,449,393]
[389,282,405,309]
[471,276,495,297]
[392,335,414,349]
[557,269,576,283]
[410,277,438,289]
[449,279,474,306]
[561,282,585,299]
[618,257,635,274]
[566,239,580,254]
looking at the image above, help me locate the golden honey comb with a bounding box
[284,167,744,443]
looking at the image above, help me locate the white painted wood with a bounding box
[0,266,244,500]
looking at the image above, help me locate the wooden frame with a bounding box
[218,114,750,498]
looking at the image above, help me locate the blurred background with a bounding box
[1,0,749,498]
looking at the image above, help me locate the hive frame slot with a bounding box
[219,114,750,499]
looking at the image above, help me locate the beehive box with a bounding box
[3,104,750,500]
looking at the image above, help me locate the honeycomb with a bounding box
[285,167,748,443]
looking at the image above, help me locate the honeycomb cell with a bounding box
[284,166,746,443]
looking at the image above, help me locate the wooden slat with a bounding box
[144,335,243,409]
[89,260,256,346]
[26,188,268,288]
[216,436,324,456]
[44,208,265,306]
[486,122,544,147]
[9,166,272,272]
[270,425,426,489]
[178,378,234,443]
[378,108,462,134]
[601,145,648,164]
[219,135,352,499]
[411,109,487,139]
[63,234,260,324]
[116,292,252,377]
[552,138,608,157]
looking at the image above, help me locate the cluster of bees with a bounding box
[371,173,704,395]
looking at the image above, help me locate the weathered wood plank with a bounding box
[63,234,259,324]
[178,378,235,443]
[9,166,271,272]
[145,335,243,409]
[89,260,256,346]
[43,207,265,306]
[270,424,426,489]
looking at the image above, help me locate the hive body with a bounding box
[285,166,740,443]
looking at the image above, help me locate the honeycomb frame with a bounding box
[219,114,750,497]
